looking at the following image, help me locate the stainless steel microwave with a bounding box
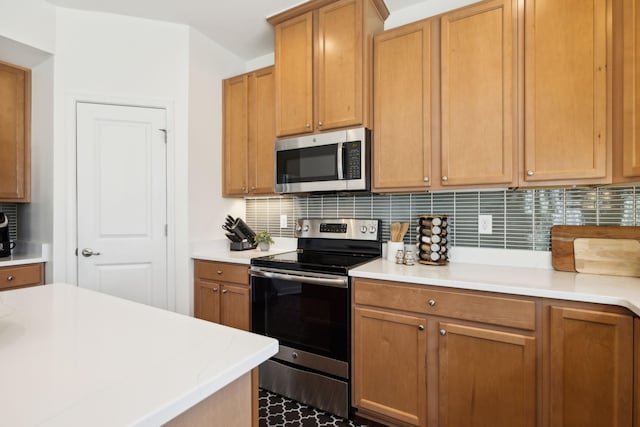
[274,127,371,194]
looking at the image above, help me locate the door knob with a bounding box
[81,248,101,257]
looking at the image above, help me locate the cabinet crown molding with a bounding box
[267,0,389,26]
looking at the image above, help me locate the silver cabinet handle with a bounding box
[81,248,101,257]
[441,176,448,182]
[428,299,436,307]
[241,186,246,191]
[418,324,425,331]
[527,170,535,176]
[6,275,14,282]
[423,177,429,182]
[222,289,227,294]
[440,329,447,336]
[217,270,223,275]
[212,287,218,292]
[250,186,256,191]
[305,123,311,128]
[318,121,323,127]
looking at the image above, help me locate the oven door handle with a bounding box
[250,268,348,288]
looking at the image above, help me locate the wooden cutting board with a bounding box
[551,225,640,273]
[573,238,640,277]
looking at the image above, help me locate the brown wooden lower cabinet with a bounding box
[193,260,250,331]
[353,278,639,427]
[353,307,427,427]
[0,263,44,291]
[193,259,257,426]
[548,305,633,427]
[437,322,536,427]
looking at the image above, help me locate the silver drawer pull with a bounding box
[7,275,14,282]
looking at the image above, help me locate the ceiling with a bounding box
[45,0,427,60]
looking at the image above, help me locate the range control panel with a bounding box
[296,218,380,241]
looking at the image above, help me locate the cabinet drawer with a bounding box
[0,263,44,290]
[354,279,536,330]
[195,260,248,285]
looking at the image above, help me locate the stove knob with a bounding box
[360,225,367,233]
[369,225,377,234]
[303,225,310,232]
[295,225,302,232]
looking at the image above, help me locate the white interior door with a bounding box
[76,102,168,309]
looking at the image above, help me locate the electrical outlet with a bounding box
[280,214,288,228]
[478,215,493,234]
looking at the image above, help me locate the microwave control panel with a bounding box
[344,141,362,179]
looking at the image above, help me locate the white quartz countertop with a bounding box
[350,259,640,315]
[191,238,297,265]
[0,284,278,427]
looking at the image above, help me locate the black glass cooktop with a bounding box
[251,250,379,275]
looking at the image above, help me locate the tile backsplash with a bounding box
[245,185,640,252]
[0,203,18,241]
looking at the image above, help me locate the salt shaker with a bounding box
[403,250,416,266]
[395,250,405,264]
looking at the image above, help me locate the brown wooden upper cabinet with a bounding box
[223,66,275,197]
[373,20,432,192]
[439,0,516,187]
[521,0,610,186]
[373,0,516,192]
[619,0,640,180]
[269,0,388,137]
[0,61,31,202]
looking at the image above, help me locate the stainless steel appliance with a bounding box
[0,213,15,258]
[274,128,371,194]
[250,218,381,419]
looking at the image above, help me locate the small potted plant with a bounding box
[254,231,274,251]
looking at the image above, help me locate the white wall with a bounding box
[188,28,245,245]
[0,0,55,54]
[53,8,191,313]
[19,57,55,281]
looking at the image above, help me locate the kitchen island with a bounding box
[0,283,277,426]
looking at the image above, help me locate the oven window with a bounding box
[276,144,338,184]
[252,275,349,362]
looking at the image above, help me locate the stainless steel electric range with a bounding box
[250,218,382,419]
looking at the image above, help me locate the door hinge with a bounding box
[165,224,168,236]
[159,128,168,144]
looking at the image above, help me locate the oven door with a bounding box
[250,266,350,365]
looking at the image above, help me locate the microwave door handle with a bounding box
[337,142,344,180]
[250,269,348,288]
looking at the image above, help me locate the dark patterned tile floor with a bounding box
[258,389,366,427]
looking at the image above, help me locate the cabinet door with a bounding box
[549,307,633,427]
[248,67,275,195]
[372,20,432,192]
[194,280,221,324]
[274,12,313,137]
[438,322,536,427]
[223,75,249,196]
[523,0,609,184]
[440,0,515,187]
[0,62,30,202]
[220,283,250,331]
[623,0,640,177]
[316,0,363,131]
[353,307,427,427]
